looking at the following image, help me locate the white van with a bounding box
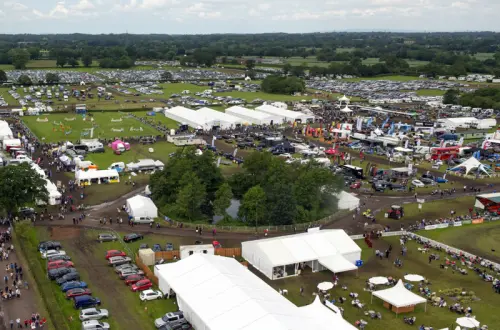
[132,217,154,224]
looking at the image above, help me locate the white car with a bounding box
[139,289,164,301]
[79,308,109,321]
[278,153,292,159]
[81,320,110,330]
[41,249,66,259]
[411,180,425,188]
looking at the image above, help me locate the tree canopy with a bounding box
[459,88,500,109]
[0,164,48,215]
[261,75,305,94]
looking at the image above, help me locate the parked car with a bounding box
[97,234,117,243]
[38,241,61,252]
[61,281,88,292]
[152,244,162,252]
[56,272,81,285]
[114,263,138,273]
[41,249,66,260]
[108,256,132,266]
[435,177,448,183]
[74,295,101,310]
[165,243,174,251]
[411,180,425,188]
[155,312,185,329]
[105,250,126,260]
[48,267,77,280]
[47,260,74,271]
[81,320,110,329]
[46,255,72,262]
[139,244,149,250]
[79,308,109,321]
[66,288,92,300]
[419,177,435,185]
[123,274,144,285]
[160,323,192,330]
[139,289,163,301]
[123,233,144,243]
[131,279,152,292]
[119,268,144,279]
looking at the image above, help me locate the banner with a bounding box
[472,218,484,224]
[490,216,500,221]
[425,225,438,230]
[453,221,462,227]
[436,223,449,229]
[462,220,472,225]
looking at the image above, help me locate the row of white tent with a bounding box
[164,105,315,130]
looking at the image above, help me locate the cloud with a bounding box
[0,10,5,17]
[72,0,96,10]
[4,1,29,11]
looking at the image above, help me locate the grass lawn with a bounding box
[266,236,500,329]
[130,111,180,130]
[80,174,150,205]
[473,53,495,61]
[0,87,20,106]
[416,89,446,96]
[85,141,178,169]
[375,196,475,222]
[22,112,162,142]
[418,221,500,262]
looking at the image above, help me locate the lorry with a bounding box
[80,139,105,153]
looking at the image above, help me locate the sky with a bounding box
[0,0,499,34]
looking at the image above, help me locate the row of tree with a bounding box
[149,148,342,226]
[445,88,500,109]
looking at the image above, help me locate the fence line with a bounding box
[162,210,349,234]
[135,254,159,286]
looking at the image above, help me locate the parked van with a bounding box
[74,295,101,310]
[132,217,154,224]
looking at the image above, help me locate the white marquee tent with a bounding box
[225,106,281,125]
[336,191,360,211]
[242,229,361,280]
[126,195,158,219]
[372,280,427,314]
[450,157,491,176]
[196,107,242,129]
[255,104,314,123]
[164,106,212,130]
[0,121,13,141]
[154,254,357,330]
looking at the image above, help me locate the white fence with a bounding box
[349,230,406,240]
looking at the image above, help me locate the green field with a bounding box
[22,112,161,142]
[473,53,495,61]
[419,221,500,262]
[270,235,500,330]
[375,196,475,223]
[416,89,446,96]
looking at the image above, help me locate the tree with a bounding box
[7,49,30,69]
[261,75,305,94]
[245,59,255,70]
[45,73,59,84]
[56,56,67,68]
[175,172,206,220]
[443,89,460,104]
[18,74,32,85]
[213,182,233,217]
[67,58,79,68]
[161,71,172,80]
[282,63,292,75]
[0,70,7,83]
[82,52,93,67]
[239,185,266,227]
[0,164,48,215]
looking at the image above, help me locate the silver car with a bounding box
[79,308,109,321]
[108,256,132,266]
[154,312,184,328]
[81,320,110,330]
[114,263,138,273]
[97,234,117,243]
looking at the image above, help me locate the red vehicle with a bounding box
[47,260,74,271]
[430,147,460,161]
[124,274,145,286]
[65,288,92,299]
[325,148,339,156]
[131,279,152,292]
[212,241,222,248]
[105,250,126,260]
[350,182,361,189]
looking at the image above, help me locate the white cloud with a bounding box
[0,10,5,17]
[4,1,29,11]
[451,1,469,8]
[72,0,96,10]
[257,3,270,10]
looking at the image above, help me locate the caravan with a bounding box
[80,139,105,153]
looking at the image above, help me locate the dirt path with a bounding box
[69,230,144,330]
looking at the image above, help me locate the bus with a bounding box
[430,147,460,160]
[341,165,364,179]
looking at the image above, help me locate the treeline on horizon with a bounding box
[1,32,500,77]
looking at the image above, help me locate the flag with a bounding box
[216,157,221,167]
[458,137,464,147]
[404,140,409,149]
[233,148,238,157]
[417,139,421,147]
[212,136,216,147]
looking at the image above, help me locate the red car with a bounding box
[325,148,339,156]
[105,250,126,260]
[212,241,221,248]
[65,288,92,299]
[131,279,152,292]
[124,274,144,286]
[350,182,361,189]
[47,260,74,271]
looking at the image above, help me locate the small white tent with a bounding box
[336,191,360,211]
[450,157,491,176]
[372,280,427,314]
[126,195,158,219]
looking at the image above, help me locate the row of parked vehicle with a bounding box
[38,241,110,330]
[103,248,191,330]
